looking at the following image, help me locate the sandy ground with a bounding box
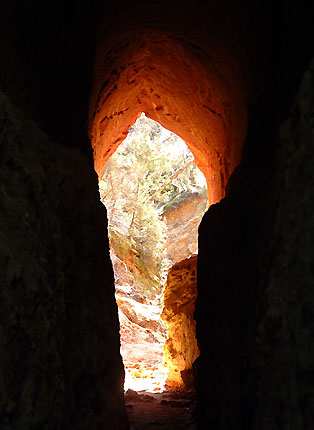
[125,390,197,430]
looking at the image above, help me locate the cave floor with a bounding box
[125,390,196,430]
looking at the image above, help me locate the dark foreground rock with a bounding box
[195,59,314,430]
[0,92,128,429]
[125,390,196,430]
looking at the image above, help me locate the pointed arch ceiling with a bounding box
[89,6,250,204]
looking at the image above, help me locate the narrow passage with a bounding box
[99,113,207,393]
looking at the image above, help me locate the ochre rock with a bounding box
[89,3,250,206]
[161,255,199,389]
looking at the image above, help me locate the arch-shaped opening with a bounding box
[99,113,208,394]
[89,29,248,205]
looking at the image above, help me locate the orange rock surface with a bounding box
[161,256,199,389]
[162,192,207,265]
[89,5,249,205]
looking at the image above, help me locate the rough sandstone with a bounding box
[162,256,199,389]
[195,60,314,430]
[162,192,207,265]
[0,92,128,429]
[89,2,251,205]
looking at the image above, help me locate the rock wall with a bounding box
[162,256,199,389]
[89,1,251,204]
[195,60,314,430]
[162,192,208,265]
[0,93,128,429]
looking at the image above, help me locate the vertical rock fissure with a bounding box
[98,113,208,393]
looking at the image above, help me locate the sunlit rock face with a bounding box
[115,283,169,392]
[112,252,168,392]
[162,192,208,265]
[162,256,199,389]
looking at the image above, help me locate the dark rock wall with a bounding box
[195,60,314,430]
[0,92,128,429]
[0,0,97,155]
[0,2,129,428]
[253,60,314,430]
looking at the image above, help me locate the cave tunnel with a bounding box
[1,1,314,429]
[89,15,248,418]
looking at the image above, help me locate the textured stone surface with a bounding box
[0,92,128,429]
[253,59,314,430]
[162,192,208,265]
[115,283,167,380]
[162,256,199,389]
[195,60,314,430]
[89,2,250,205]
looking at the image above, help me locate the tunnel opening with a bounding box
[99,113,208,394]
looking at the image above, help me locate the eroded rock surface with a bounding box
[0,92,128,429]
[116,283,167,375]
[89,2,250,204]
[162,256,199,389]
[195,60,314,430]
[162,192,208,265]
[111,249,168,391]
[111,188,206,391]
